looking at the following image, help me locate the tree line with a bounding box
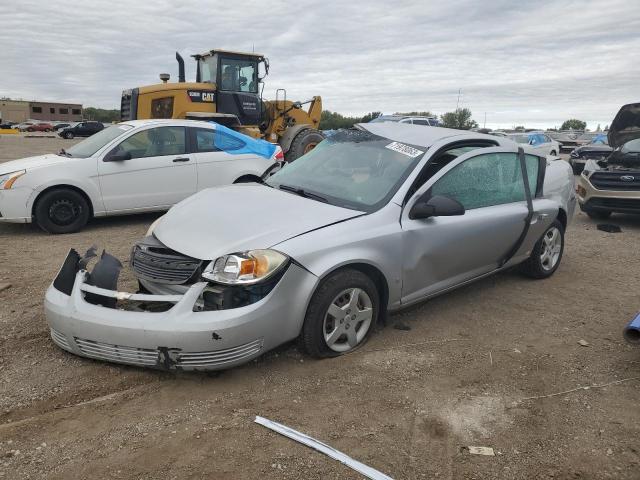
[85,105,591,133]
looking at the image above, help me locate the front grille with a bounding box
[590,172,640,191]
[71,337,263,370]
[75,337,158,366]
[132,245,202,285]
[50,328,71,351]
[175,339,263,368]
[588,197,640,212]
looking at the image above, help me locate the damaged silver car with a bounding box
[45,123,576,370]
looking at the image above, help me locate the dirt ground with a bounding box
[0,135,639,479]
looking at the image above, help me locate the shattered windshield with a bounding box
[266,129,424,211]
[64,125,132,158]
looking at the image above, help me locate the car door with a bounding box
[188,126,259,189]
[400,147,540,304]
[97,125,197,213]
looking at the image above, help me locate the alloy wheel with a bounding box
[323,288,373,352]
[540,226,562,271]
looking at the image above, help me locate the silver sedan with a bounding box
[45,123,576,370]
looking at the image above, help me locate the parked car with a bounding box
[21,122,54,132]
[58,121,104,139]
[506,132,560,156]
[369,115,441,126]
[13,121,34,131]
[44,123,575,371]
[577,103,640,219]
[0,121,16,129]
[569,133,611,174]
[0,119,283,233]
[548,130,591,150]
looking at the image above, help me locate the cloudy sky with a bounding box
[1,0,639,129]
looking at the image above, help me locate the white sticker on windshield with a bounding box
[385,141,424,158]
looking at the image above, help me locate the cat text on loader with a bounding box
[120,49,324,161]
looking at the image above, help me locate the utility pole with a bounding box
[456,89,461,110]
[484,112,487,129]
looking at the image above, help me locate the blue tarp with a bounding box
[209,122,277,159]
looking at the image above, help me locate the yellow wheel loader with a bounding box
[120,49,324,161]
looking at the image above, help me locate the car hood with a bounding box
[0,154,71,174]
[608,103,640,148]
[575,144,612,153]
[154,184,365,260]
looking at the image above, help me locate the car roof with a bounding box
[359,122,498,148]
[118,119,218,129]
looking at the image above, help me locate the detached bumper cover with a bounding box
[44,250,317,371]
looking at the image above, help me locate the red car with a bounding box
[22,123,54,132]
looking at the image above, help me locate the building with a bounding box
[0,99,83,123]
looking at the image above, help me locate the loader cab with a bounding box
[193,50,267,126]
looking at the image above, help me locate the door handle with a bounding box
[173,157,190,163]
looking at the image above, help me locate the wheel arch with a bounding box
[31,184,95,219]
[233,174,262,184]
[309,261,390,326]
[556,207,567,231]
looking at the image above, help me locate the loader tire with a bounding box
[284,129,325,163]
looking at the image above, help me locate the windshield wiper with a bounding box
[58,148,72,157]
[278,184,329,203]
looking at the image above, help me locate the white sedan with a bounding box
[0,119,282,233]
[506,132,560,157]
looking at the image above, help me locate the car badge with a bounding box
[620,175,635,182]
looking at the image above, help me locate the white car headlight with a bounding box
[0,170,26,189]
[145,215,165,237]
[202,249,289,285]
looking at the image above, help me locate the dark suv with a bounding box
[58,121,104,139]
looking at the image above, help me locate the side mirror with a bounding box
[104,149,132,162]
[409,194,465,220]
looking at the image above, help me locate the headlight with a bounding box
[202,249,289,285]
[0,170,26,189]
[145,215,164,236]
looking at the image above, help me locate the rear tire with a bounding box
[284,129,325,163]
[519,219,564,279]
[586,209,611,220]
[34,188,90,234]
[550,150,557,156]
[302,269,379,358]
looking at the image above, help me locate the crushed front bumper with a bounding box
[44,250,317,371]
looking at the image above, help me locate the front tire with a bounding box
[550,150,557,156]
[34,188,90,234]
[302,269,379,358]
[64,131,74,139]
[519,219,564,279]
[284,129,325,163]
